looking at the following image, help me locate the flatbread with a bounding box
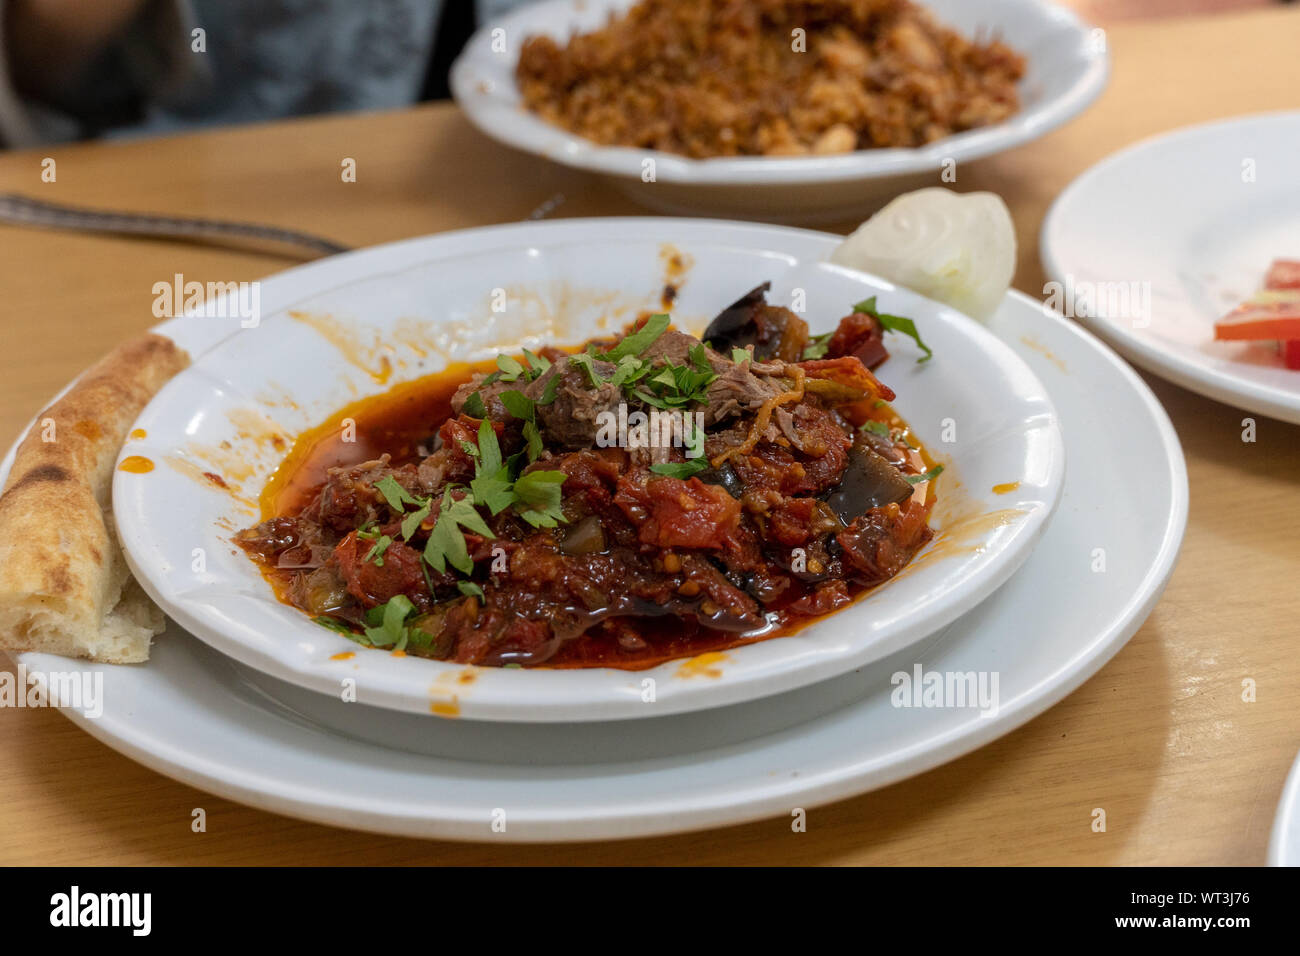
[0,333,190,663]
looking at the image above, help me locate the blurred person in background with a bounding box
[0,0,528,147]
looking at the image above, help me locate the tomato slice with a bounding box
[1284,340,1300,371]
[1265,259,1300,291]
[1214,300,1300,341]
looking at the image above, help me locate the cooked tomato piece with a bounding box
[826,311,889,369]
[333,531,429,609]
[1265,259,1300,291]
[787,580,853,616]
[1214,299,1300,341]
[614,474,741,550]
[837,498,933,584]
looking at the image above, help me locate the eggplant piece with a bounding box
[823,436,914,522]
[702,282,771,354]
[698,461,745,500]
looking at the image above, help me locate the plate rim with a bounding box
[1040,108,1300,425]
[15,283,1188,843]
[450,0,1111,186]
[109,218,1065,722]
[1268,746,1300,866]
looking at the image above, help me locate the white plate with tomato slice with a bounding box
[1041,111,1300,424]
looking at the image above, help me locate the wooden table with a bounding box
[2,8,1297,866]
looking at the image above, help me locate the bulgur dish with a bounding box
[516,0,1027,159]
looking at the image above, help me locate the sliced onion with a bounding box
[558,515,606,555]
[830,188,1016,321]
[301,567,349,615]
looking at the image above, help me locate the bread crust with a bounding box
[0,333,190,663]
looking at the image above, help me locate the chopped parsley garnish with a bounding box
[802,331,833,360]
[373,474,422,512]
[904,465,944,485]
[423,491,495,575]
[512,469,567,528]
[399,502,431,541]
[610,354,648,388]
[499,389,535,421]
[461,350,551,417]
[861,420,892,438]
[598,313,670,363]
[362,594,415,648]
[650,458,709,479]
[456,581,484,600]
[314,616,357,637]
[853,296,932,363]
[462,390,487,418]
[521,348,550,379]
[468,420,516,515]
[522,419,544,461]
[625,355,716,410]
[357,527,392,566]
[556,316,717,411]
[536,370,561,405]
[495,354,525,381]
[731,347,751,365]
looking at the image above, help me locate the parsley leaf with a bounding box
[611,355,649,388]
[424,492,495,575]
[521,348,550,380]
[599,313,670,362]
[357,527,392,566]
[650,459,709,479]
[462,390,487,418]
[468,420,514,515]
[314,616,357,637]
[522,420,544,462]
[361,594,414,648]
[400,502,431,540]
[496,354,525,381]
[536,370,562,405]
[374,474,421,512]
[456,581,484,600]
[568,351,606,387]
[688,342,713,374]
[511,470,567,528]
[904,465,944,485]
[499,389,535,421]
[802,331,833,360]
[853,296,933,363]
[475,419,502,475]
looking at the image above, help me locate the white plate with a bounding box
[1269,748,1300,866]
[9,272,1186,842]
[1042,111,1300,424]
[451,0,1109,222]
[111,219,1063,723]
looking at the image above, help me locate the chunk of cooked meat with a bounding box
[525,358,622,448]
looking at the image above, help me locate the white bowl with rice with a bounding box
[451,0,1109,222]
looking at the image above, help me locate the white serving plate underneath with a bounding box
[10,278,1185,842]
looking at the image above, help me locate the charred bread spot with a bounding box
[5,464,72,495]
